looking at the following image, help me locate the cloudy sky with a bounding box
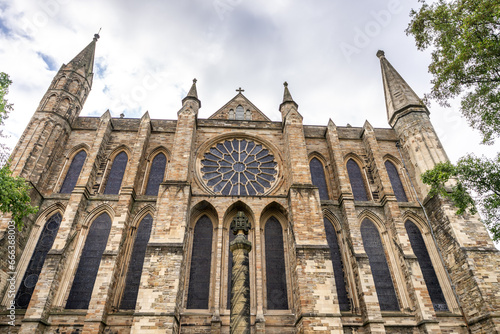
[0,0,498,164]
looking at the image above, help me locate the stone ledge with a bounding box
[21,317,50,325]
[460,246,499,253]
[47,249,64,255]
[295,244,329,250]
[147,242,184,250]
[102,250,118,256]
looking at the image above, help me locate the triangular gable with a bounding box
[208,93,271,121]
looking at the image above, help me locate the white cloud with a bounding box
[0,0,498,162]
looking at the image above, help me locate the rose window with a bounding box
[200,139,278,195]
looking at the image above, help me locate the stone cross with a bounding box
[229,211,252,334]
[236,87,245,93]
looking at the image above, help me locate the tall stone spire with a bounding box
[280,81,298,109]
[64,33,99,83]
[377,50,428,127]
[182,78,201,108]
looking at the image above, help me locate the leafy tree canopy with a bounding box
[407,0,500,144]
[421,155,500,240]
[0,72,38,229]
[408,1,500,240]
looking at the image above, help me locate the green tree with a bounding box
[421,156,500,240]
[407,0,500,240]
[0,72,38,229]
[407,0,500,144]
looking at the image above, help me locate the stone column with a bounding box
[229,211,252,334]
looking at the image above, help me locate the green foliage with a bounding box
[0,72,38,229]
[0,162,38,230]
[0,72,13,126]
[407,0,500,144]
[421,155,500,240]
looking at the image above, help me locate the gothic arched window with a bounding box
[405,220,448,311]
[66,212,112,309]
[385,160,408,202]
[120,214,153,309]
[323,218,350,311]
[15,213,62,309]
[145,153,167,196]
[235,105,244,120]
[60,150,87,193]
[347,159,368,201]
[361,218,399,311]
[265,216,288,310]
[187,215,213,309]
[309,157,329,200]
[104,151,128,195]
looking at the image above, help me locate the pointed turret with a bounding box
[280,81,298,109]
[64,33,99,85]
[182,78,201,108]
[377,50,428,127]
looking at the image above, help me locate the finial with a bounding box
[94,28,101,41]
[119,113,124,118]
[193,78,197,83]
[230,211,251,235]
[236,87,245,93]
[283,81,288,87]
[376,50,385,59]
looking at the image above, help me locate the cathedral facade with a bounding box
[1,35,500,334]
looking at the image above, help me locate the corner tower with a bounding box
[9,34,99,187]
[377,50,448,197]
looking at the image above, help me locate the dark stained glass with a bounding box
[347,159,368,201]
[405,221,448,311]
[361,219,399,311]
[119,214,153,309]
[265,217,288,310]
[15,213,62,309]
[385,161,408,202]
[200,139,277,196]
[145,153,167,196]
[310,158,329,200]
[66,213,112,309]
[187,216,213,309]
[104,151,128,195]
[323,218,350,311]
[60,150,87,193]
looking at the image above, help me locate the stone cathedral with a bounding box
[1,34,500,334]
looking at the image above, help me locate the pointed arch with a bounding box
[144,149,168,196]
[58,98,71,114]
[360,218,399,311]
[103,150,129,195]
[119,212,154,309]
[59,149,87,193]
[12,204,65,309]
[190,200,219,224]
[309,153,330,200]
[186,215,214,309]
[43,94,58,111]
[384,159,408,202]
[66,212,112,309]
[54,76,67,89]
[345,156,369,201]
